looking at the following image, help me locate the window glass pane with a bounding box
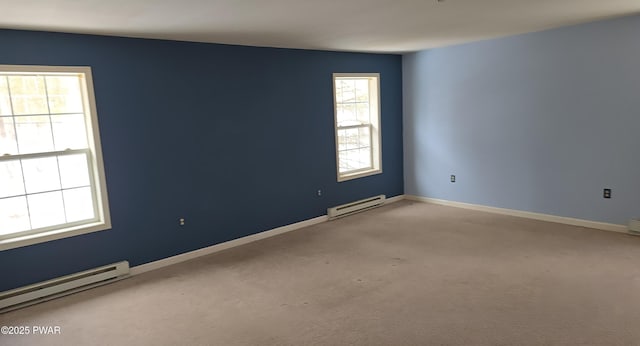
[339,80,355,103]
[59,154,90,189]
[0,196,30,235]
[9,76,48,115]
[52,114,88,150]
[341,150,353,172]
[336,104,356,125]
[355,79,369,102]
[28,191,65,229]
[337,128,354,151]
[345,128,358,150]
[359,147,372,168]
[338,129,348,151]
[356,103,371,124]
[0,76,12,115]
[0,160,25,198]
[334,80,343,103]
[358,126,371,148]
[63,187,94,223]
[46,76,84,114]
[0,117,18,155]
[346,150,359,170]
[339,148,372,173]
[22,156,61,194]
[338,152,348,173]
[15,115,54,154]
[345,149,359,171]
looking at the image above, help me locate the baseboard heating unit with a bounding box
[328,195,386,219]
[0,261,130,313]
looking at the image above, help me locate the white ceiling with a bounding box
[1,0,639,53]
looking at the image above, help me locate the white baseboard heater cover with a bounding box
[0,261,130,313]
[629,219,640,235]
[328,195,386,219]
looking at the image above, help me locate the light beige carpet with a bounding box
[2,200,640,346]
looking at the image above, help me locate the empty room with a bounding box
[1,0,640,345]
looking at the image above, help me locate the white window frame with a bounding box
[0,65,111,251]
[333,73,382,182]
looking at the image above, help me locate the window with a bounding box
[333,73,382,181]
[0,65,110,250]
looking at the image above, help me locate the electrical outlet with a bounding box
[603,189,611,199]
[317,189,322,197]
[179,218,185,226]
[450,175,456,183]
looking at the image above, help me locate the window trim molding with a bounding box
[0,65,111,251]
[333,72,383,182]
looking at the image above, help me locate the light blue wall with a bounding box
[403,15,640,225]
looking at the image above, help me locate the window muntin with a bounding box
[0,66,110,248]
[333,73,382,181]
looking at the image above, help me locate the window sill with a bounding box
[0,222,111,251]
[338,168,382,182]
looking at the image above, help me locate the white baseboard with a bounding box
[131,194,406,276]
[131,194,627,276]
[405,195,628,234]
[131,215,328,276]
[385,194,405,204]
[130,195,404,275]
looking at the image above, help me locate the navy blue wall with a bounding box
[403,15,640,225]
[0,30,403,291]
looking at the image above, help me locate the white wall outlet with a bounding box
[179,218,185,226]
